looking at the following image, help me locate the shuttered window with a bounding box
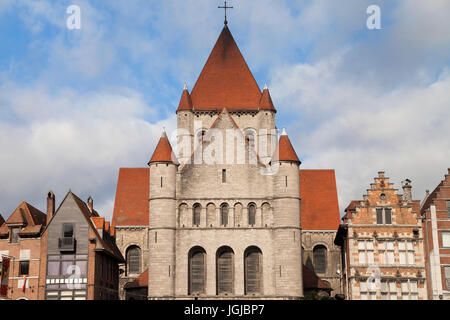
[248,204,256,226]
[127,246,140,274]
[193,204,201,227]
[189,249,206,294]
[313,245,327,274]
[217,248,233,294]
[245,248,262,294]
[221,204,229,226]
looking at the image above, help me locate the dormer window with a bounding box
[376,208,392,225]
[10,227,19,243]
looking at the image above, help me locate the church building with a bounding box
[112,23,341,300]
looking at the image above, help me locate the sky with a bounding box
[0,0,450,222]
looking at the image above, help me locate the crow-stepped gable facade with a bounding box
[112,24,341,300]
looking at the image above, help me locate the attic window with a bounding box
[380,193,386,200]
[11,227,19,243]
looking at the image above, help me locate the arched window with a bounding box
[216,247,234,295]
[126,246,141,275]
[248,203,256,226]
[244,247,262,295]
[197,130,206,144]
[221,203,229,226]
[313,245,327,274]
[244,129,256,148]
[189,247,206,295]
[193,204,201,227]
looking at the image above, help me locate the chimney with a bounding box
[402,179,412,203]
[378,171,385,178]
[47,191,55,224]
[87,196,93,213]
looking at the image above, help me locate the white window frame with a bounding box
[400,280,418,300]
[358,240,374,265]
[442,232,450,248]
[381,280,398,300]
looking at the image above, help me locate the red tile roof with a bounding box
[190,25,262,111]
[0,214,4,226]
[0,202,46,237]
[125,269,148,289]
[176,86,193,112]
[92,216,105,229]
[112,168,150,226]
[148,131,177,164]
[259,87,276,112]
[271,132,301,163]
[300,170,340,230]
[303,265,332,290]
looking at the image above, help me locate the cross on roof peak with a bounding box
[218,1,233,25]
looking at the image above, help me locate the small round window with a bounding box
[380,193,386,200]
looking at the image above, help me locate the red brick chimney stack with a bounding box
[87,196,94,213]
[46,191,55,224]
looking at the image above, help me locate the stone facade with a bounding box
[147,108,303,300]
[115,226,149,300]
[302,231,342,295]
[335,172,428,300]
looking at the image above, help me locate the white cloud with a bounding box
[0,83,175,221]
[271,50,450,213]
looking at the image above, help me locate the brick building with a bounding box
[335,172,427,300]
[0,202,46,300]
[38,190,124,300]
[420,168,450,300]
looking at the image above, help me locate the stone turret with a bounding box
[148,130,178,299]
[257,84,277,163]
[176,85,194,166]
[271,129,303,297]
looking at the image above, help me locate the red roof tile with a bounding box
[190,26,262,111]
[126,269,148,289]
[92,216,105,229]
[112,168,150,226]
[259,86,276,112]
[1,202,46,237]
[300,170,340,230]
[148,131,177,164]
[272,131,300,163]
[176,86,193,112]
[303,265,331,290]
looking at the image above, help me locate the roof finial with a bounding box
[218,1,233,25]
[264,83,268,90]
[281,127,287,136]
[162,127,167,138]
[183,83,188,91]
